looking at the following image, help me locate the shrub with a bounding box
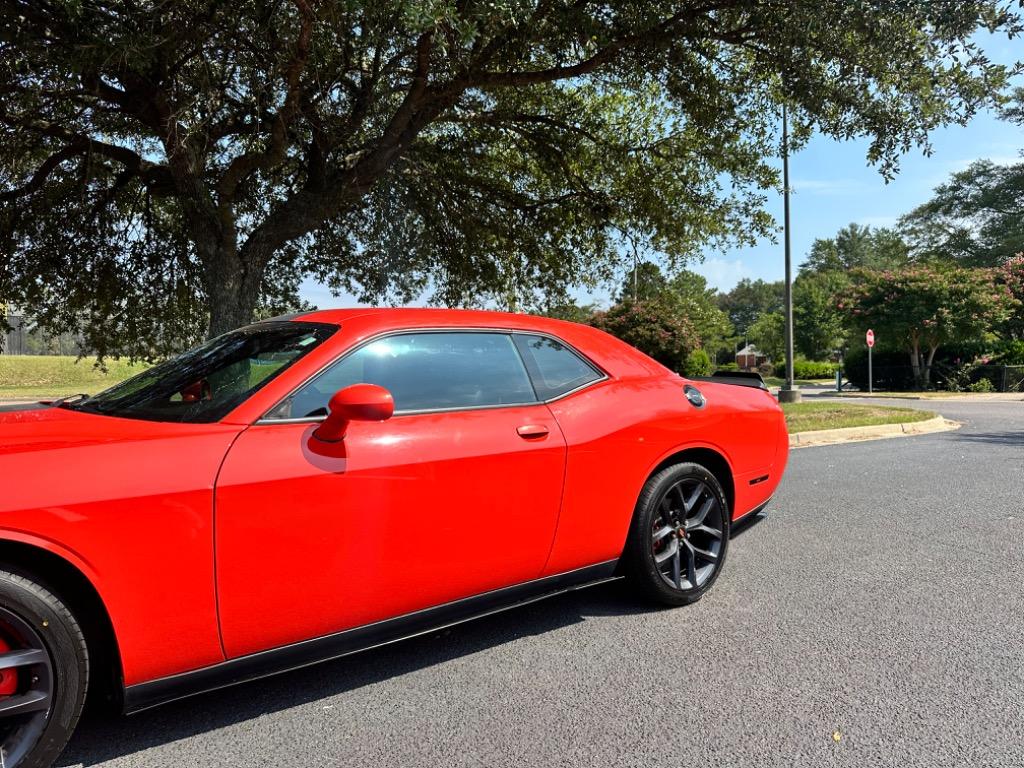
[683,348,714,377]
[792,358,837,379]
[716,362,739,372]
[994,340,1024,366]
[757,361,775,377]
[968,378,995,392]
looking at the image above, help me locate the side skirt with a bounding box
[731,497,772,529]
[124,560,620,714]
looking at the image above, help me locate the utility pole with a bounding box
[632,252,639,300]
[778,101,801,403]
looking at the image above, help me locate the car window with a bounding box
[513,334,603,400]
[68,322,336,423]
[270,332,538,418]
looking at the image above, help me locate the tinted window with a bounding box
[68,322,336,423]
[514,334,602,400]
[272,332,537,418]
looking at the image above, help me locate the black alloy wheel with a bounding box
[0,572,88,768]
[623,463,730,605]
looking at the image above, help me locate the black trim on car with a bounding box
[689,371,768,391]
[123,560,620,714]
[0,403,47,412]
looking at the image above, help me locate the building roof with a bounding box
[736,344,763,356]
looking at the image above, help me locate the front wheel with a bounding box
[622,463,730,606]
[0,571,88,768]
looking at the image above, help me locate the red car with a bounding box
[0,309,787,767]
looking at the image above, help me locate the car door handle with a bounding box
[516,424,549,439]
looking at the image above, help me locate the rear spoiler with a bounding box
[689,371,768,391]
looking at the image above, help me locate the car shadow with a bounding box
[59,581,658,767]
[730,510,768,539]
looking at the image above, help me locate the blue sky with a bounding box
[302,33,1022,308]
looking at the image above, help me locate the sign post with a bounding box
[866,329,875,394]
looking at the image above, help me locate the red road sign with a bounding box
[866,329,875,348]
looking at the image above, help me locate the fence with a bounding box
[844,362,1024,393]
[2,315,84,356]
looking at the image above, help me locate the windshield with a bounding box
[68,321,336,423]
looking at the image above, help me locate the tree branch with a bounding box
[215,0,317,205]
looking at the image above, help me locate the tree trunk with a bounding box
[923,344,939,388]
[204,246,263,338]
[909,338,922,389]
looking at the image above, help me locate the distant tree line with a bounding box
[554,90,1024,388]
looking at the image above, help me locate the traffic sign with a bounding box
[866,329,875,348]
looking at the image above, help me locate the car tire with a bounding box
[622,463,731,606]
[0,570,88,768]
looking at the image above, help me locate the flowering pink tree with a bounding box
[845,265,1014,387]
[995,254,1024,339]
[589,300,699,372]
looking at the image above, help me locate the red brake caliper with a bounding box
[0,637,16,695]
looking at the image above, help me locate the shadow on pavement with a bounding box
[730,510,768,539]
[59,580,659,767]
[950,430,1024,446]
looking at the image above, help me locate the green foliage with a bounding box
[901,161,1024,267]
[717,279,784,338]
[995,339,1024,365]
[843,265,1014,386]
[618,262,669,303]
[747,312,785,362]
[792,359,837,379]
[793,270,849,359]
[3,1,1019,354]
[801,224,910,275]
[683,348,713,378]
[667,269,734,353]
[588,299,697,372]
[715,362,739,372]
[968,377,996,392]
[537,300,598,324]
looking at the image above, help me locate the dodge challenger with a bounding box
[0,308,787,767]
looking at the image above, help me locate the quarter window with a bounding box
[513,334,603,400]
[270,332,538,418]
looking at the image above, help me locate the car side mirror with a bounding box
[313,383,394,443]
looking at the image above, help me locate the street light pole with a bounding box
[779,101,801,403]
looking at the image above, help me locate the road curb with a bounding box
[830,392,1024,402]
[789,415,960,448]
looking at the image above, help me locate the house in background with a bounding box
[735,344,769,371]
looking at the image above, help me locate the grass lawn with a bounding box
[0,355,149,400]
[782,401,935,433]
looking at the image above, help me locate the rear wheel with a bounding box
[623,463,730,606]
[0,571,88,768]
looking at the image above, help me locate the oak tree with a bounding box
[2,1,1020,356]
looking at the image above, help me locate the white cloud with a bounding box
[692,257,750,292]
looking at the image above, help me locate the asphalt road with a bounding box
[61,398,1024,768]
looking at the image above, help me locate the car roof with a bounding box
[283,307,670,377]
[292,306,561,328]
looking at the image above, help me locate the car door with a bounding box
[214,330,567,659]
